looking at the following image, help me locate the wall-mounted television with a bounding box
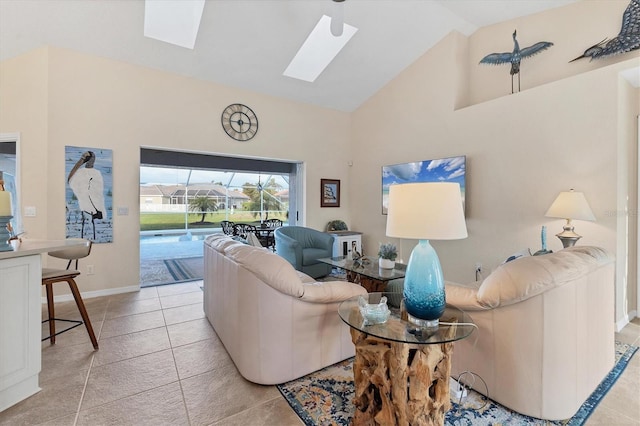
[382,155,466,215]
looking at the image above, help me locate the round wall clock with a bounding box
[221,103,258,141]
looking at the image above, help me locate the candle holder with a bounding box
[534,225,553,256]
[0,216,13,251]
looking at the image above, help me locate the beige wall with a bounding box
[0,48,50,240]
[350,1,639,326]
[0,46,353,295]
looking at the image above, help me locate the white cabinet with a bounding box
[0,254,41,411]
[329,232,362,258]
[0,239,86,412]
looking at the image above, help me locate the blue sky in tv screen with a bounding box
[382,155,466,214]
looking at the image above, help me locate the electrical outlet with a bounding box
[452,378,469,399]
[87,265,95,275]
[475,262,482,272]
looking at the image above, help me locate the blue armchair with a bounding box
[274,226,334,278]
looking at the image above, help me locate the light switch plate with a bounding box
[24,206,36,217]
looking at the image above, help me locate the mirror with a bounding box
[0,134,22,235]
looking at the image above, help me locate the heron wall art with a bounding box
[65,146,113,243]
[479,30,553,94]
[570,0,639,62]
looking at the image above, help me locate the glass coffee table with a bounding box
[338,292,476,425]
[318,255,406,292]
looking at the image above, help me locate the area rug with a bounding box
[163,256,204,282]
[317,268,347,282]
[277,341,638,426]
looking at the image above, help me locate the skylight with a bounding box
[143,0,205,49]
[283,15,358,83]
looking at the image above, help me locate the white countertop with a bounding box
[0,239,87,260]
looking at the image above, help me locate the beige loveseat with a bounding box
[203,233,367,385]
[446,246,615,420]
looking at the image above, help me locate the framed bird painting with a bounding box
[65,146,113,243]
[321,179,340,207]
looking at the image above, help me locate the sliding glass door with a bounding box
[139,148,303,287]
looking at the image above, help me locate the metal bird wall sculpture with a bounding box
[571,0,640,62]
[68,151,106,240]
[480,30,554,93]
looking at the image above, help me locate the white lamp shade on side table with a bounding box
[545,189,595,248]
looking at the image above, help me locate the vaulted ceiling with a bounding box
[0,0,578,111]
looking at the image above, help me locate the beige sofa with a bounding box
[203,233,367,385]
[446,246,615,420]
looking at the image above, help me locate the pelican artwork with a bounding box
[68,151,106,240]
[571,0,639,62]
[480,30,554,93]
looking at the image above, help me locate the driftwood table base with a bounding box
[350,328,453,426]
[346,271,388,293]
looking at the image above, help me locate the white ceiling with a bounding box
[0,0,578,112]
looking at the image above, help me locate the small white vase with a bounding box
[379,258,395,270]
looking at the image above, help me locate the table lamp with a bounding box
[545,189,595,248]
[385,182,467,328]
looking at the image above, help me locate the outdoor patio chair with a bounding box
[264,218,283,229]
[220,220,235,235]
[233,223,257,239]
[260,219,283,248]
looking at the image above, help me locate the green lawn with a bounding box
[140,212,287,231]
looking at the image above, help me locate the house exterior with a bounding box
[139,184,250,212]
[139,184,174,206]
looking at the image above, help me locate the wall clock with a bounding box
[221,103,258,141]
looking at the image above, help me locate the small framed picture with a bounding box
[321,179,340,207]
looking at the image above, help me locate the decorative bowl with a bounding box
[358,295,390,325]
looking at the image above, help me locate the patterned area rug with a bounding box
[163,256,204,282]
[317,268,347,282]
[277,342,638,426]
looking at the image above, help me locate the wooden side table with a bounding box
[338,293,475,425]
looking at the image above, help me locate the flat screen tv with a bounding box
[382,155,466,215]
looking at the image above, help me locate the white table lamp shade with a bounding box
[385,182,467,240]
[545,190,595,221]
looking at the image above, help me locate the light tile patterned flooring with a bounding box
[0,282,638,425]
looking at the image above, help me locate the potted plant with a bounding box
[378,243,397,269]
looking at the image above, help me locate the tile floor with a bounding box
[0,282,638,426]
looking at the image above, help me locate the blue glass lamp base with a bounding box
[403,240,445,327]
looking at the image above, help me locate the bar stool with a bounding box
[41,239,99,349]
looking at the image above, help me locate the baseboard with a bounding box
[41,285,140,304]
[615,310,638,332]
